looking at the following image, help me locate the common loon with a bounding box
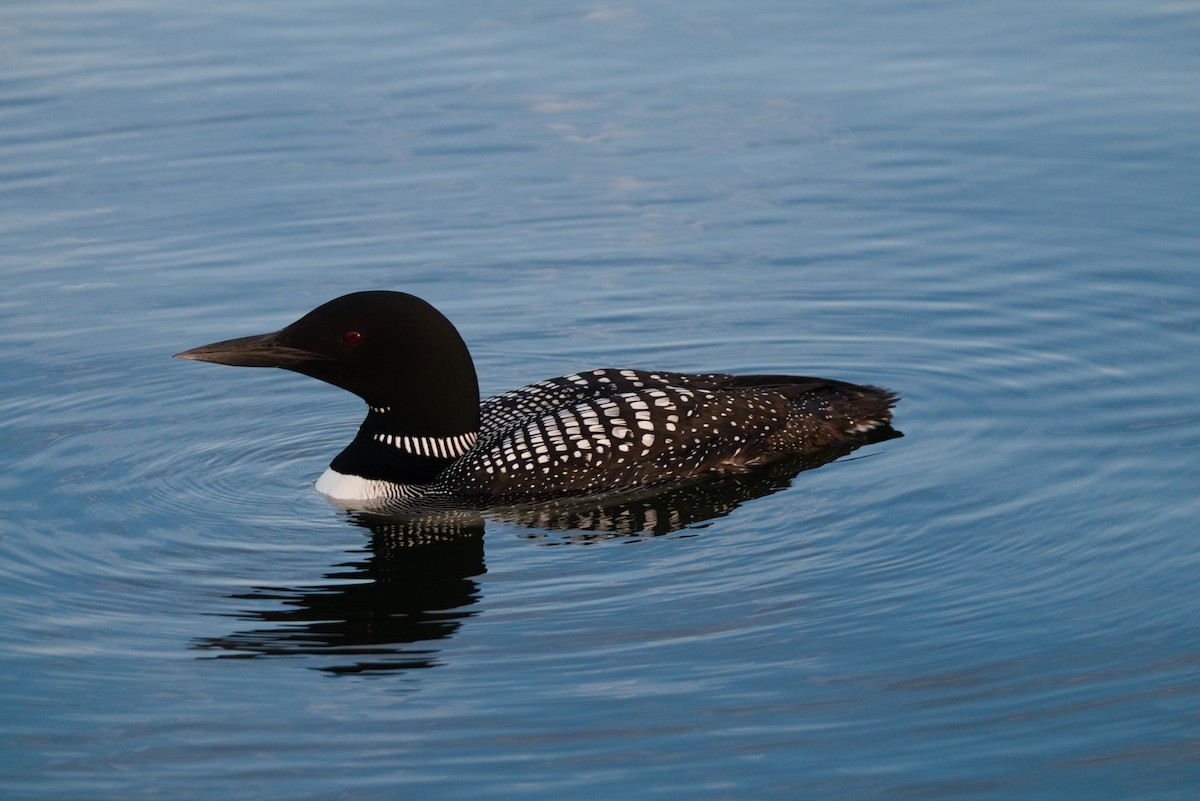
[176,291,898,504]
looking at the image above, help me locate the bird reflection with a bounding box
[192,514,487,675]
[194,428,899,674]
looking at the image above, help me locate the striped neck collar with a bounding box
[370,430,477,460]
[361,406,478,460]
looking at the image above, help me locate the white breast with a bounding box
[315,467,411,503]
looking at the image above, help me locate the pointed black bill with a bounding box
[174,331,323,369]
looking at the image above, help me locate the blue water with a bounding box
[3,1,1198,798]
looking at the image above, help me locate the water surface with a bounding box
[2,1,1198,799]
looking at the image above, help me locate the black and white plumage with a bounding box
[176,291,898,505]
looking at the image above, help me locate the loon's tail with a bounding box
[719,373,899,446]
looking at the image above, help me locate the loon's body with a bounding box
[176,291,898,505]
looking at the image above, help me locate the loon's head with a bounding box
[175,291,480,434]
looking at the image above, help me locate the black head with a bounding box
[176,291,480,434]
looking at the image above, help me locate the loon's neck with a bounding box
[328,405,479,485]
[322,333,480,497]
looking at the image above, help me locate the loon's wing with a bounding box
[446,370,895,499]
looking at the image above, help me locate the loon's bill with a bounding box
[176,291,899,505]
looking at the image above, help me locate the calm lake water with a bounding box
[2,1,1198,799]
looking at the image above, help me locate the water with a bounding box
[2,0,1198,798]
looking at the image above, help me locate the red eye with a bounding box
[342,331,362,346]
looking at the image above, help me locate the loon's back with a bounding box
[437,368,896,499]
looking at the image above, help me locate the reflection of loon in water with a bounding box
[193,525,486,675]
[194,429,899,675]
